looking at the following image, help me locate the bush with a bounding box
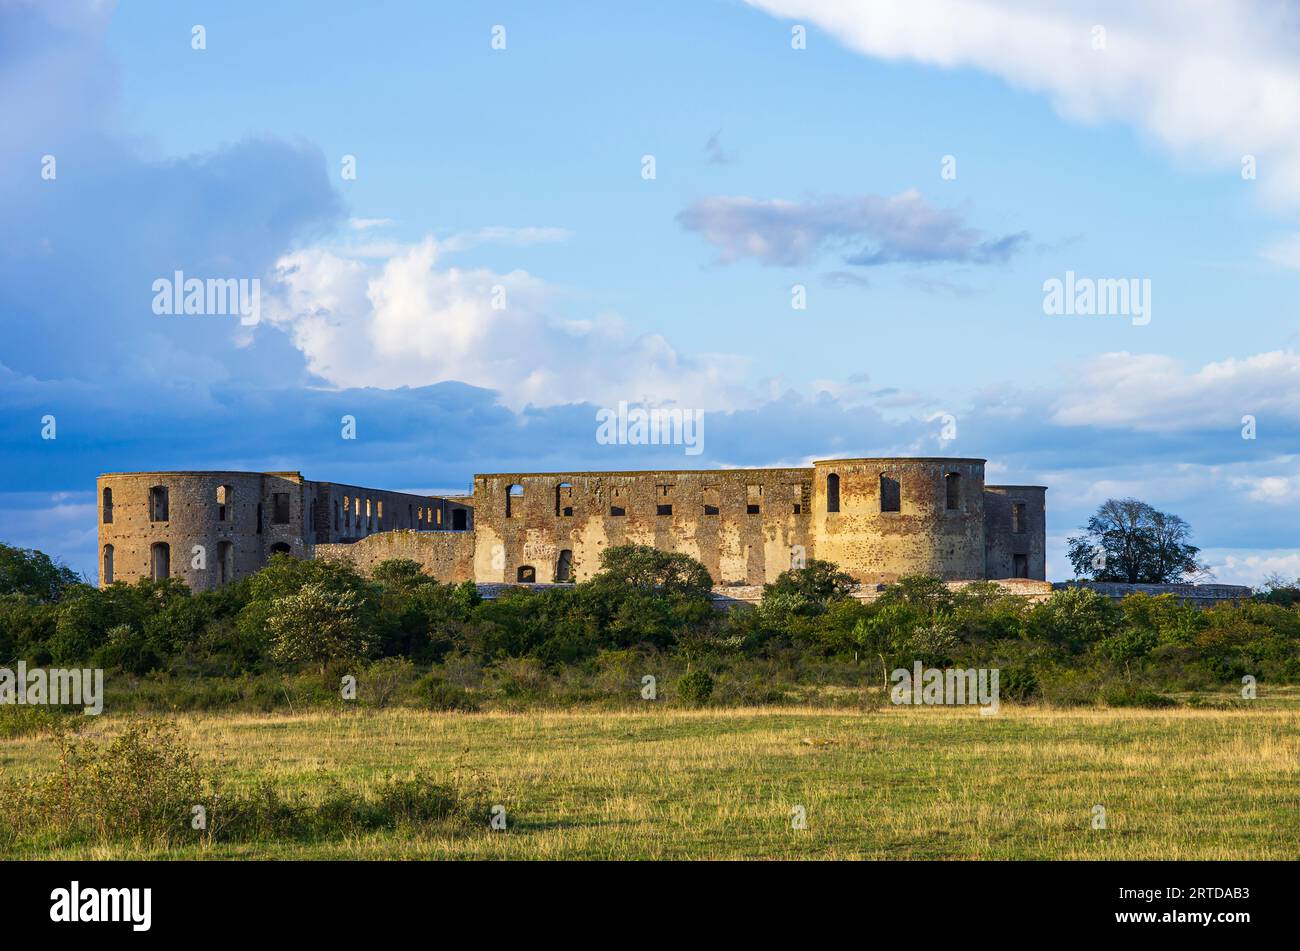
[998,666,1040,701]
[1028,587,1120,652]
[0,722,488,850]
[491,657,549,697]
[0,721,208,849]
[362,657,416,708]
[1098,683,1176,708]
[267,582,373,674]
[676,669,714,706]
[414,675,479,712]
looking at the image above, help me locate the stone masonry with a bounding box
[97,457,1046,591]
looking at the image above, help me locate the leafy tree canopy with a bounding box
[1066,498,1207,584]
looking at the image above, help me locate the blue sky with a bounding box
[2,0,1298,584]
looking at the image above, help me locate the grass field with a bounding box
[2,699,1297,860]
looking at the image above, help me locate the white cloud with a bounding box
[1048,350,1300,430]
[265,236,751,410]
[745,0,1300,206]
[1231,473,1300,503]
[1203,549,1300,586]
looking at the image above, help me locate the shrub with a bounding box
[676,669,714,706]
[0,721,209,849]
[362,657,416,708]
[998,666,1040,701]
[414,675,479,712]
[0,705,81,739]
[1027,587,1120,652]
[491,657,549,697]
[267,583,373,674]
[1098,683,1176,708]
[0,722,487,850]
[762,560,856,616]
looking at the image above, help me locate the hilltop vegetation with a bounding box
[2,542,1299,713]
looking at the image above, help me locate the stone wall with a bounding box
[98,457,1049,592]
[810,458,1001,582]
[983,485,1047,580]
[97,470,470,591]
[1057,581,1253,607]
[314,529,476,582]
[706,577,1055,609]
[471,468,814,585]
[96,471,309,592]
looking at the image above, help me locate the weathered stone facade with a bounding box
[96,470,472,592]
[97,458,1046,591]
[315,530,476,582]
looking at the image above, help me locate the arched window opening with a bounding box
[880,474,901,513]
[517,565,536,583]
[150,542,170,581]
[555,549,573,583]
[556,483,573,517]
[148,485,169,522]
[102,545,114,585]
[217,484,233,522]
[826,473,840,513]
[945,472,961,511]
[270,542,292,556]
[506,483,524,518]
[102,487,113,524]
[217,541,233,585]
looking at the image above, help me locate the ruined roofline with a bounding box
[986,484,1049,491]
[476,466,814,478]
[813,456,987,466]
[99,470,304,479]
[477,457,989,479]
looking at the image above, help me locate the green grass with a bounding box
[2,698,1297,859]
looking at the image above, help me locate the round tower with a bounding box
[810,458,986,583]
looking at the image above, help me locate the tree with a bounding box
[762,559,855,614]
[1067,498,1207,583]
[0,543,80,602]
[590,545,713,599]
[267,582,373,674]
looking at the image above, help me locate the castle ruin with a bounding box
[96,458,1046,592]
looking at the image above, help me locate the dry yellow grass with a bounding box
[2,704,1296,859]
